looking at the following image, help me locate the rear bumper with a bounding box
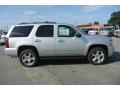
[4,48,17,56]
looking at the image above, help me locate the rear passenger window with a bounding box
[36,25,54,37]
[10,26,33,37]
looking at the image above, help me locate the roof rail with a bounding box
[18,21,57,25]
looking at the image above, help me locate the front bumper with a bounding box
[108,45,114,57]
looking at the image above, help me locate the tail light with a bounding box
[5,37,9,48]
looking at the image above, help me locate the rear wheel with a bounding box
[87,47,107,65]
[19,49,39,67]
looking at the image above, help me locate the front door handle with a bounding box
[58,39,65,43]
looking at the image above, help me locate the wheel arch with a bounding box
[17,45,39,57]
[87,44,108,56]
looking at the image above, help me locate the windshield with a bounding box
[104,28,113,30]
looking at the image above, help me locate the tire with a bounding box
[87,47,107,65]
[108,33,112,37]
[96,32,98,35]
[19,49,39,67]
[116,35,119,38]
[118,35,120,38]
[0,43,4,46]
[115,35,118,38]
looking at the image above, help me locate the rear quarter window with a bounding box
[9,26,33,37]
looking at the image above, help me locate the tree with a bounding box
[93,21,99,25]
[108,11,120,25]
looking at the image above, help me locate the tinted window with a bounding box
[36,25,54,37]
[58,25,76,37]
[10,26,33,37]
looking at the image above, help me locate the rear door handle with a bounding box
[35,39,42,42]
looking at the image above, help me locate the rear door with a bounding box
[35,25,56,56]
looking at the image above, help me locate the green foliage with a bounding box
[108,11,120,25]
[88,21,99,25]
[93,21,99,25]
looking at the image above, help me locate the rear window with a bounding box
[9,26,33,37]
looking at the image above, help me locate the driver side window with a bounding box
[58,25,76,37]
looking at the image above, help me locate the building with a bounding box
[76,24,114,30]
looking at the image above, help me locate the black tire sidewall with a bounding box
[19,49,38,67]
[87,47,107,65]
[108,33,112,37]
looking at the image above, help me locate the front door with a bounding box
[56,25,85,56]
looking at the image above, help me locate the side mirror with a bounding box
[76,33,81,38]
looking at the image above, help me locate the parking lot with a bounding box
[0,37,120,85]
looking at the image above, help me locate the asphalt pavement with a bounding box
[0,37,120,85]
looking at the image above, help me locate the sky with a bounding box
[0,5,120,29]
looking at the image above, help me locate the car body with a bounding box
[5,22,114,67]
[0,30,5,41]
[0,31,8,44]
[99,29,114,37]
[88,29,100,35]
[99,30,108,36]
[114,30,120,38]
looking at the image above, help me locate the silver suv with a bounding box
[5,22,114,67]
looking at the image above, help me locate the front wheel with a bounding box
[87,47,107,65]
[19,49,39,67]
